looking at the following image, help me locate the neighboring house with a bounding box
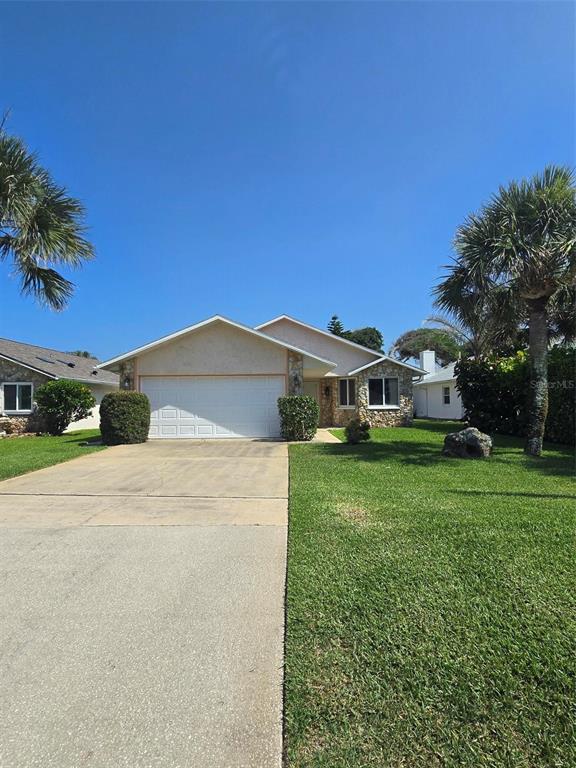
[99,314,423,439]
[0,338,119,433]
[413,350,465,420]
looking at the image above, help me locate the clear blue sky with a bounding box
[1,1,573,359]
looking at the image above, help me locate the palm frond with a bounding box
[0,130,94,308]
[18,258,74,311]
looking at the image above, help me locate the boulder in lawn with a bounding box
[442,427,492,459]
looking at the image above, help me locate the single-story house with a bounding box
[0,338,119,433]
[99,314,424,439]
[413,350,465,420]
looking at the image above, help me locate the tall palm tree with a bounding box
[0,130,94,310]
[435,166,576,456]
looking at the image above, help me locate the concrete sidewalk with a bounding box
[0,440,287,768]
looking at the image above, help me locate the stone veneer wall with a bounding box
[118,359,136,390]
[287,351,304,395]
[317,378,356,427]
[0,359,49,433]
[356,360,413,427]
[320,361,414,428]
[319,379,335,427]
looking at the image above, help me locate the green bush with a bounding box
[278,395,319,441]
[456,347,575,445]
[546,347,576,446]
[345,418,371,444]
[35,379,96,436]
[100,391,150,445]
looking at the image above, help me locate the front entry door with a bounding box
[303,381,319,402]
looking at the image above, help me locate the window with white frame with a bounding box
[443,385,451,405]
[338,378,356,407]
[368,377,399,407]
[3,383,33,413]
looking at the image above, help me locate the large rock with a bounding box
[442,427,492,459]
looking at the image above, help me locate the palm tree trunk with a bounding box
[525,298,549,456]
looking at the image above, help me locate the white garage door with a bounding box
[141,376,285,439]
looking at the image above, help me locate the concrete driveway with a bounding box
[0,440,288,768]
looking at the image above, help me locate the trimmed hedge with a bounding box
[100,391,150,445]
[35,379,96,436]
[456,347,575,445]
[278,395,319,441]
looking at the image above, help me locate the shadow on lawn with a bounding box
[316,440,442,468]
[316,433,574,480]
[60,433,102,447]
[449,489,576,500]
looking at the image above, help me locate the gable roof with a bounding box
[414,362,457,385]
[256,315,425,374]
[98,315,337,370]
[0,338,119,385]
[348,356,425,375]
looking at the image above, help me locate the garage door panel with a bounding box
[159,409,178,420]
[141,376,284,439]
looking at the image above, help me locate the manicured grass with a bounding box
[286,420,575,767]
[0,430,105,481]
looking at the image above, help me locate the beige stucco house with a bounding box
[99,315,423,439]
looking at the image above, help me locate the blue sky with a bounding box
[0,1,573,360]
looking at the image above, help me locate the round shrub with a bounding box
[35,379,96,436]
[345,418,371,444]
[277,394,319,441]
[100,391,150,445]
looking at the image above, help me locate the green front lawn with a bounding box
[0,429,105,481]
[286,420,575,767]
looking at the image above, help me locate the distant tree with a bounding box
[327,315,346,336]
[68,350,97,359]
[0,127,94,310]
[435,166,576,456]
[328,315,384,351]
[346,327,383,352]
[425,307,524,359]
[391,328,461,365]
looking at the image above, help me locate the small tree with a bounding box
[327,315,346,336]
[328,316,384,351]
[35,379,96,436]
[67,350,97,359]
[346,327,383,352]
[391,328,462,365]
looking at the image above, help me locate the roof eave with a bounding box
[255,315,385,359]
[347,356,426,376]
[98,315,337,371]
[0,353,58,380]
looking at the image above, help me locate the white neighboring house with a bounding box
[413,350,465,420]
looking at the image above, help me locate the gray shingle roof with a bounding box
[0,337,119,385]
[414,362,457,385]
